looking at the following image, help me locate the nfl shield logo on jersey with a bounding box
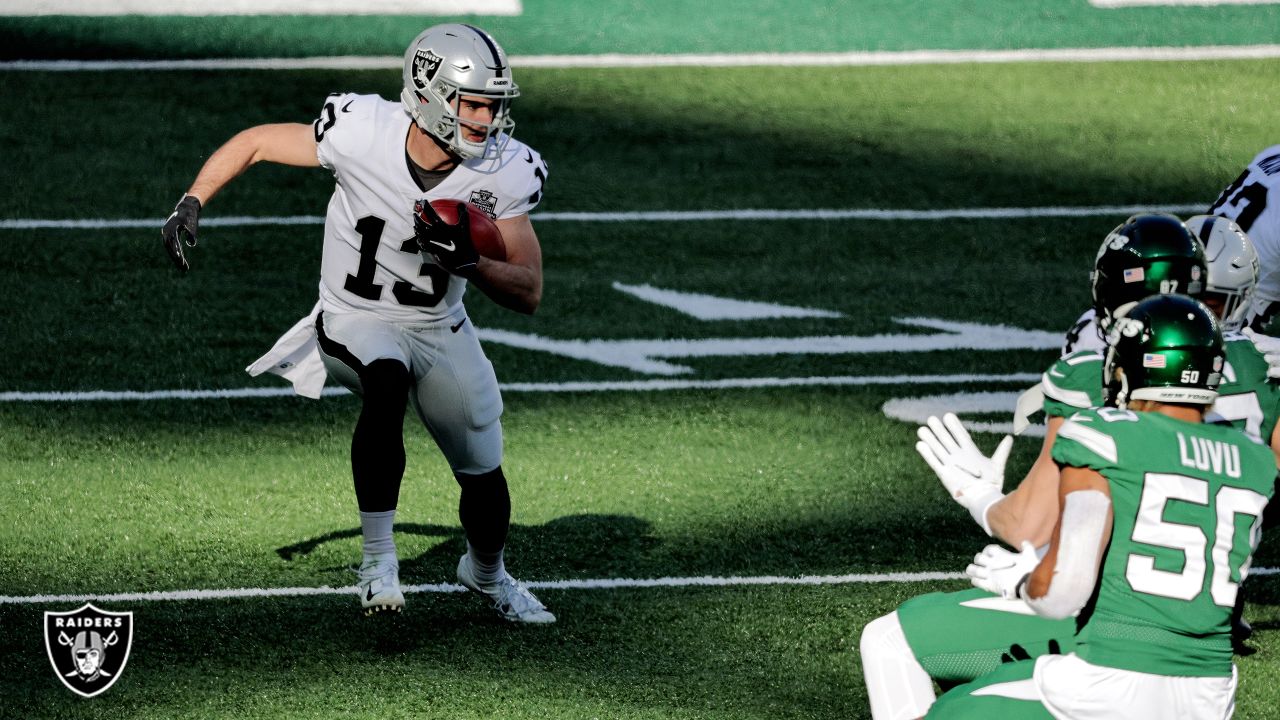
[44,603,134,698]
[468,189,498,219]
[411,48,444,89]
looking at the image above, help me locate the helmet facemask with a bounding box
[401,24,520,161]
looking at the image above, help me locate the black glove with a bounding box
[413,199,479,276]
[161,195,202,272]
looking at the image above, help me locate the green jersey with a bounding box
[1039,334,1280,444]
[1052,407,1274,677]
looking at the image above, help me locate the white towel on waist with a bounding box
[245,301,327,399]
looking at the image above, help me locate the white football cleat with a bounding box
[457,554,556,624]
[356,554,404,616]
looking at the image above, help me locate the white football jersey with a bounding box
[313,93,548,323]
[1209,145,1280,307]
[1061,308,1104,357]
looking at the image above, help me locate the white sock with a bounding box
[466,541,505,585]
[360,509,397,559]
[860,611,936,720]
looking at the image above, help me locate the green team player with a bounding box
[927,293,1273,718]
[860,214,1277,719]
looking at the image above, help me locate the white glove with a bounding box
[915,413,1013,535]
[966,541,1041,599]
[1242,327,1280,379]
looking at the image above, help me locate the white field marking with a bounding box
[6,47,1280,72]
[881,390,1046,437]
[5,567,1279,605]
[1092,0,1279,6]
[0,0,521,15]
[0,571,969,605]
[478,318,1063,375]
[611,282,843,321]
[0,374,1041,403]
[0,204,1207,231]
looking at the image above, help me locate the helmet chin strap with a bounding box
[1115,374,1131,410]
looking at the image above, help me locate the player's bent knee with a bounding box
[861,611,937,720]
[861,612,903,660]
[360,358,410,398]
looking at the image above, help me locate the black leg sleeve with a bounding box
[456,467,511,553]
[351,358,410,512]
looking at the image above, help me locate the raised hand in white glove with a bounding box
[916,413,1014,535]
[1242,327,1280,379]
[966,541,1041,599]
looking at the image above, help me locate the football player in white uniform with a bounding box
[160,24,555,623]
[1210,145,1280,330]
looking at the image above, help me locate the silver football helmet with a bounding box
[1187,214,1259,331]
[400,24,519,160]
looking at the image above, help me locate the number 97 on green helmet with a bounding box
[1091,213,1207,332]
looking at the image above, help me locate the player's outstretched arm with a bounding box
[985,415,1066,547]
[186,123,320,205]
[469,213,543,315]
[163,123,319,271]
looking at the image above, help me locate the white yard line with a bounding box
[0,374,1041,403]
[5,46,1280,72]
[5,567,1277,605]
[0,571,969,605]
[0,204,1208,231]
[0,0,521,15]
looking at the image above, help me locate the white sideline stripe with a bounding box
[5,567,1279,605]
[1092,0,1280,6]
[0,374,1042,402]
[0,204,1208,230]
[6,46,1280,72]
[0,0,522,15]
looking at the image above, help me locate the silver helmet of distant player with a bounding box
[1186,214,1259,332]
[401,24,519,160]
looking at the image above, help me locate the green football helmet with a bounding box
[1103,294,1224,409]
[1091,213,1207,331]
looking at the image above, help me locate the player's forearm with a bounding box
[186,124,318,205]
[185,130,265,205]
[987,485,1058,547]
[989,417,1065,545]
[1024,489,1111,619]
[469,258,542,314]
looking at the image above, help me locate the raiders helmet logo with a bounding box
[411,48,444,90]
[44,603,134,698]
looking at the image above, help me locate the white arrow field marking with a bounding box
[477,318,1062,375]
[611,282,843,320]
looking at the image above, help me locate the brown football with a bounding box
[429,199,507,262]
